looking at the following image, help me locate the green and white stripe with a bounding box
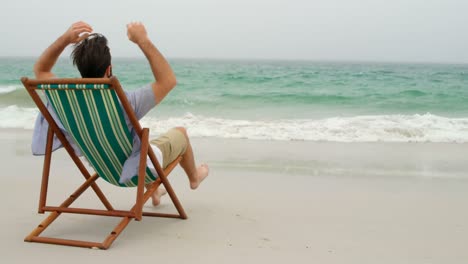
[41,84,156,187]
[38,84,109,89]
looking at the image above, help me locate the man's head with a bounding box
[71,33,112,78]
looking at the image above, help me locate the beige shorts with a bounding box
[150,128,188,169]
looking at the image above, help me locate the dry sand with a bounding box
[1,128,468,263]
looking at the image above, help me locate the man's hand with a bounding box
[34,21,92,79]
[127,22,150,45]
[127,21,177,104]
[63,21,93,44]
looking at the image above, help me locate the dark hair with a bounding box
[71,33,111,78]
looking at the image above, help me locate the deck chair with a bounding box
[21,76,187,249]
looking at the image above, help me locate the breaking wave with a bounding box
[2,106,468,142]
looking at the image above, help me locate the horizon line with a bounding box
[1,55,467,66]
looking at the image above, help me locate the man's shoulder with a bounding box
[123,83,156,119]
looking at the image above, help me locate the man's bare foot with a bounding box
[190,163,209,190]
[151,187,167,206]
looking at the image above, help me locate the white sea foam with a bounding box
[0,85,20,94]
[0,105,38,129]
[141,113,468,143]
[2,106,468,142]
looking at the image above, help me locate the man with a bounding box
[32,21,209,206]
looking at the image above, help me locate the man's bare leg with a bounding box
[175,127,209,190]
[146,184,167,206]
[147,127,209,206]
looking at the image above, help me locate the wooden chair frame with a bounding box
[21,76,187,249]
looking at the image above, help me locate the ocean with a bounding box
[1,57,468,142]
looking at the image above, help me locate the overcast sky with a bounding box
[1,0,467,63]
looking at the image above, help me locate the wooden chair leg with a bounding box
[38,127,54,214]
[101,217,132,249]
[160,156,187,219]
[135,128,150,221]
[142,156,188,219]
[159,173,188,219]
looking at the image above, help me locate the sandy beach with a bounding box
[2,128,468,263]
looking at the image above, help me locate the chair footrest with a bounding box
[43,206,135,218]
[27,236,105,249]
[142,211,187,219]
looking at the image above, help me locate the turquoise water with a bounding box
[1,57,468,142]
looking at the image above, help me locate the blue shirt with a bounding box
[31,83,157,183]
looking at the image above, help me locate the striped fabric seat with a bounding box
[38,83,156,187]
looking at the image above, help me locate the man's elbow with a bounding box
[33,63,47,78]
[165,76,177,90]
[33,63,40,77]
[152,76,177,104]
[33,63,54,79]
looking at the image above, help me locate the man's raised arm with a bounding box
[34,21,92,79]
[127,22,177,104]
